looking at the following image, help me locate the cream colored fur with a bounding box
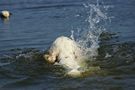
[44,36,82,73]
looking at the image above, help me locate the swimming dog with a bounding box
[44,36,82,76]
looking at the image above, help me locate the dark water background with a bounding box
[0,0,135,90]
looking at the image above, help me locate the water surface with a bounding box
[0,0,135,89]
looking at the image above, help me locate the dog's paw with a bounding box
[67,69,81,77]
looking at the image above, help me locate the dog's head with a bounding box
[44,50,57,63]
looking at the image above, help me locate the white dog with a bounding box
[44,36,82,76]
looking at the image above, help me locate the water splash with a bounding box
[68,1,114,77]
[71,2,110,60]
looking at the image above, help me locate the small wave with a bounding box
[23,3,81,10]
[0,62,11,67]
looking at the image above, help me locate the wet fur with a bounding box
[44,36,81,69]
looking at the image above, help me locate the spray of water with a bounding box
[68,1,113,77]
[71,2,109,60]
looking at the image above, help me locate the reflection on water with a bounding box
[0,0,135,89]
[2,18,11,30]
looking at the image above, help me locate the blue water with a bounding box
[0,0,135,90]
